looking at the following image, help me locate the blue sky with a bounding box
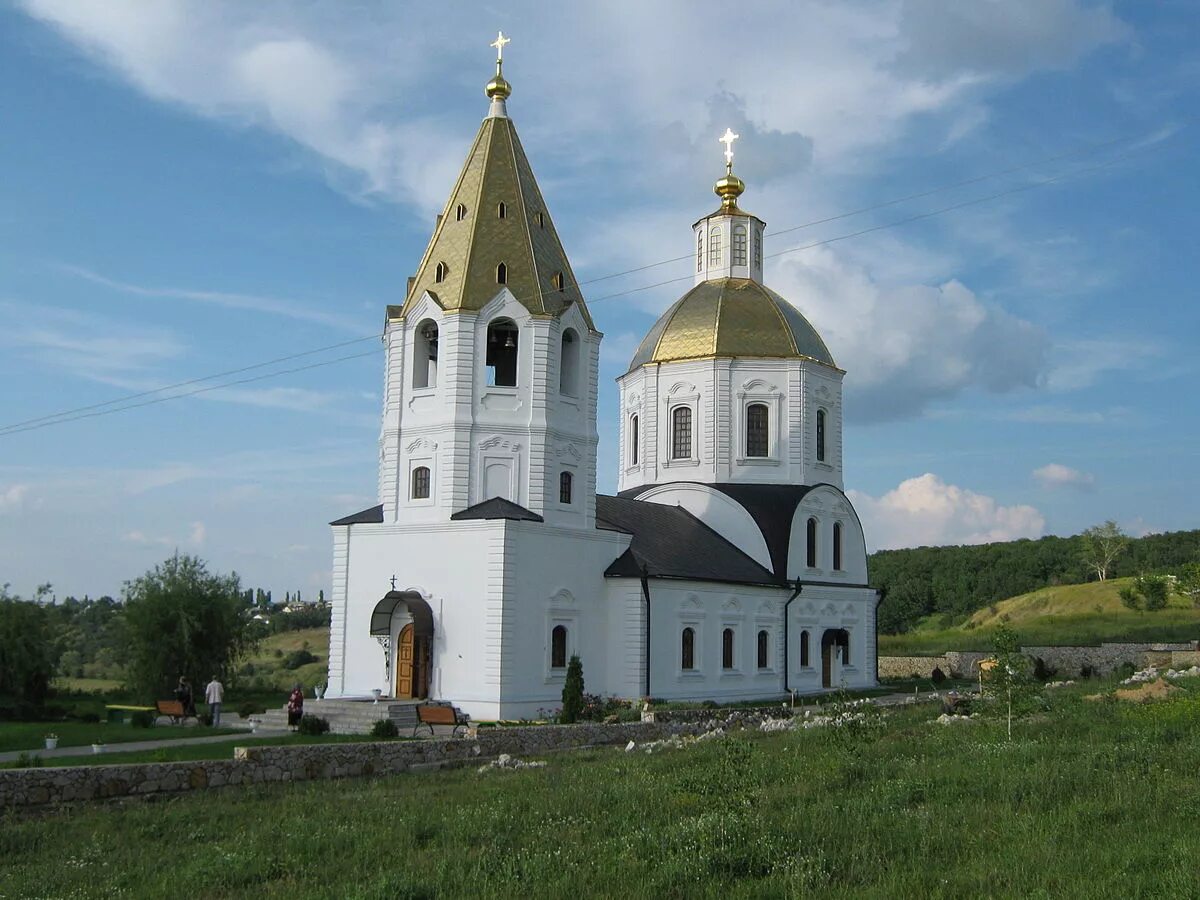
[1,1,1197,600]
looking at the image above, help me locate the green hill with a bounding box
[879,577,1200,654]
[236,627,329,692]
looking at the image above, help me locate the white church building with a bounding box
[326,40,879,719]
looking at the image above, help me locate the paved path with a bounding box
[0,728,290,765]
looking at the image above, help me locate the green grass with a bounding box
[3,733,388,769]
[4,679,1199,896]
[241,626,329,691]
[881,577,1200,654]
[0,721,243,753]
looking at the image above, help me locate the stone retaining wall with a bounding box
[880,641,1196,679]
[0,719,725,810]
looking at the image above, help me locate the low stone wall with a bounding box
[0,719,718,810]
[881,641,1197,680]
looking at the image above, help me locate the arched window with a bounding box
[551,625,567,669]
[681,627,695,670]
[757,630,769,669]
[816,409,826,462]
[696,231,703,272]
[671,406,692,460]
[806,518,817,568]
[745,403,768,458]
[497,201,507,219]
[732,225,747,266]
[708,227,722,267]
[833,522,843,572]
[496,262,508,285]
[485,318,518,387]
[559,328,579,396]
[434,261,447,283]
[411,466,431,500]
[629,415,639,466]
[413,319,439,389]
[800,629,810,667]
[559,471,573,505]
[722,628,735,670]
[455,203,467,221]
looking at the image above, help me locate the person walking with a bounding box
[205,675,224,727]
[287,684,304,730]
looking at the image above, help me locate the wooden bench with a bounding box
[105,704,156,725]
[155,700,188,724]
[414,703,469,737]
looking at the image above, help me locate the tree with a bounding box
[0,593,60,708]
[122,554,257,698]
[1119,574,1171,612]
[560,655,584,724]
[1079,521,1129,582]
[981,623,1039,740]
[1174,563,1200,607]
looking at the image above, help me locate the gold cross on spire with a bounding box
[491,30,510,64]
[719,128,740,170]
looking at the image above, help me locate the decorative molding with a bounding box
[814,384,832,402]
[549,588,576,607]
[374,636,392,685]
[681,594,703,611]
[740,378,779,394]
[405,437,439,453]
[479,436,523,453]
[722,596,742,612]
[553,441,582,462]
[667,381,697,397]
[625,391,642,410]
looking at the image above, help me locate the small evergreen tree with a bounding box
[561,655,584,723]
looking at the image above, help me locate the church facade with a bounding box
[326,45,878,720]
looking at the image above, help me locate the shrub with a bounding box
[13,752,43,769]
[284,649,319,670]
[930,667,946,685]
[238,701,266,718]
[77,711,100,724]
[1110,662,1132,680]
[560,656,584,724]
[578,694,633,721]
[1032,657,1057,682]
[370,719,399,738]
[1119,586,1140,611]
[298,715,330,735]
[130,710,154,728]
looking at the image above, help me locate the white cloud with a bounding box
[188,521,207,547]
[850,473,1045,550]
[1033,463,1095,490]
[769,249,1049,420]
[1046,337,1161,392]
[0,484,31,514]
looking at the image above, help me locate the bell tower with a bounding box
[377,34,601,530]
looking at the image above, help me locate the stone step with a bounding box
[252,700,454,735]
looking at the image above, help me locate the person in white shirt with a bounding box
[205,676,224,727]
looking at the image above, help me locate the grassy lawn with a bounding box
[0,721,244,753]
[3,733,387,769]
[3,678,1198,896]
[881,577,1200,655]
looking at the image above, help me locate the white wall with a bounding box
[633,483,772,571]
[617,357,845,494]
[785,485,869,584]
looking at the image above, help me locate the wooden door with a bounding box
[396,624,414,698]
[821,639,832,689]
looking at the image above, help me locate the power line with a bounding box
[0,334,382,434]
[0,131,1170,438]
[0,350,381,437]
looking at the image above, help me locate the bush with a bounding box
[298,715,330,735]
[238,701,266,718]
[370,719,399,738]
[284,649,319,670]
[930,667,946,685]
[1111,662,1132,681]
[560,656,585,724]
[13,752,43,769]
[1032,657,1057,682]
[130,711,154,728]
[578,694,633,722]
[77,711,100,724]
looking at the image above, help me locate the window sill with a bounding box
[678,670,705,680]
[719,669,743,678]
[735,457,781,467]
[663,457,700,468]
[814,461,834,471]
[410,387,437,398]
[483,386,519,396]
[559,395,580,407]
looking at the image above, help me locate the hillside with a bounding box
[871,527,1200,634]
[236,627,329,692]
[879,577,1200,654]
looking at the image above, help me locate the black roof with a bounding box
[329,504,384,526]
[450,497,544,522]
[618,482,817,579]
[596,494,780,587]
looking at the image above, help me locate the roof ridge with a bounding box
[505,119,546,316]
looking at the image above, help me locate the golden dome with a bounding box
[714,168,746,211]
[486,70,511,100]
[627,278,837,372]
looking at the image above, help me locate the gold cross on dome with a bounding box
[389,575,397,590]
[719,128,740,168]
[491,30,511,62]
